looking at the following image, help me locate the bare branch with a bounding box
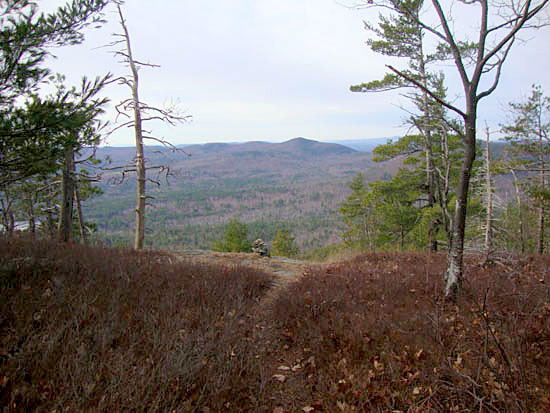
[387,65,466,118]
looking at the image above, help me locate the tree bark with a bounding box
[118,5,146,250]
[484,127,493,260]
[511,169,526,253]
[58,145,75,242]
[538,134,545,254]
[74,182,88,245]
[445,112,477,299]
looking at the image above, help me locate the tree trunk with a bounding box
[484,127,493,261]
[445,113,477,299]
[74,182,88,245]
[0,194,14,234]
[28,194,36,238]
[538,135,545,254]
[510,169,525,253]
[417,30,438,252]
[118,5,146,250]
[58,145,75,242]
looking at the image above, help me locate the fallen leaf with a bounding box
[337,400,349,411]
[273,374,287,383]
[278,365,290,371]
[302,407,314,412]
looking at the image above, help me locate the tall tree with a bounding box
[351,0,454,252]
[352,0,549,299]
[54,76,109,242]
[483,126,494,261]
[502,85,550,254]
[339,173,376,251]
[0,0,110,185]
[110,3,190,249]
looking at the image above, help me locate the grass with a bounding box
[1,236,549,411]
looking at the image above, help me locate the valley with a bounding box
[85,138,400,252]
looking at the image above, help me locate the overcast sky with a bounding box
[43,0,550,146]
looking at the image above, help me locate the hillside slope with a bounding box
[86,138,399,250]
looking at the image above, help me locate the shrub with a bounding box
[0,234,272,411]
[212,217,252,252]
[272,229,299,258]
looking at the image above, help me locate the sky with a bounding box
[42,0,550,146]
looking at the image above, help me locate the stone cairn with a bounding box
[252,239,270,257]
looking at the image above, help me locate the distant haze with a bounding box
[42,1,550,146]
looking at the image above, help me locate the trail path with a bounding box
[171,250,311,305]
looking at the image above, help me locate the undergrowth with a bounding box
[1,236,549,412]
[0,235,273,411]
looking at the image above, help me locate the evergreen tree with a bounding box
[339,173,376,251]
[213,218,252,253]
[272,229,299,258]
[369,169,422,250]
[502,85,550,254]
[0,0,109,184]
[351,0,549,299]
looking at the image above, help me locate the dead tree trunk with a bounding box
[117,5,146,250]
[417,47,440,252]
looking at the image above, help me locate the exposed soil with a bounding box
[171,250,312,305]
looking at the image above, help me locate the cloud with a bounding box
[41,0,550,145]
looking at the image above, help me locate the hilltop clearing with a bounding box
[2,236,549,411]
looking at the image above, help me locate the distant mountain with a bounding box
[329,138,397,152]
[177,137,356,159]
[87,137,404,251]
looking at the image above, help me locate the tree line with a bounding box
[0,1,187,247]
[1,0,548,302]
[346,0,549,299]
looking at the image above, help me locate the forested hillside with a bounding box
[84,138,397,251]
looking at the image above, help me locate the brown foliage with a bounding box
[1,237,549,411]
[266,252,550,412]
[0,235,273,411]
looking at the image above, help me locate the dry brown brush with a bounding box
[264,252,550,412]
[0,235,273,411]
[1,237,549,412]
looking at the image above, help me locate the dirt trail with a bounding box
[171,250,310,304]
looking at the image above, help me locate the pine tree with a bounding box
[502,85,550,254]
[339,173,376,251]
[351,0,549,299]
[213,218,252,253]
[0,0,109,185]
[272,229,299,258]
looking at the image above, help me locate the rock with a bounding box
[252,239,270,257]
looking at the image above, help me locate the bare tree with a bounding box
[351,0,549,299]
[109,3,191,249]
